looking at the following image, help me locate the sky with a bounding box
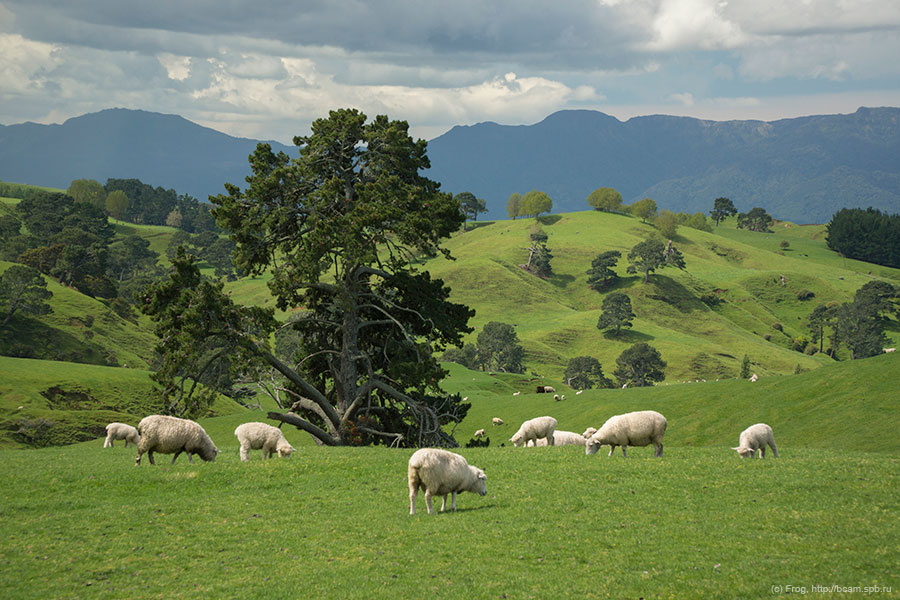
[2,0,900,143]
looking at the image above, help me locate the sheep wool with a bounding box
[527,430,587,447]
[135,415,219,466]
[104,422,140,448]
[510,416,557,447]
[408,448,487,515]
[234,422,296,461]
[585,410,667,458]
[733,423,779,459]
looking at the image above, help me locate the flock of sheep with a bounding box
[409,411,778,514]
[103,410,778,517]
[103,416,295,465]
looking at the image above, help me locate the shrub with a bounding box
[772,322,783,332]
[797,289,815,301]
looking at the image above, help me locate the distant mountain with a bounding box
[426,107,900,224]
[0,108,293,200]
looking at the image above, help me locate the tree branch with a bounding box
[266,411,339,445]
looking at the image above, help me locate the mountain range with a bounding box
[2,107,899,224]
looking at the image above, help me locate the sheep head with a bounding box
[732,445,754,458]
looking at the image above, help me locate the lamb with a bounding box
[526,430,586,447]
[408,448,487,515]
[510,416,557,447]
[104,422,140,448]
[582,427,598,438]
[585,410,667,458]
[135,415,219,466]
[749,373,758,382]
[473,428,486,439]
[576,390,583,395]
[733,423,779,459]
[492,417,504,426]
[234,422,296,461]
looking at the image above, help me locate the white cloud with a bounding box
[669,92,695,106]
[647,0,748,51]
[158,53,191,81]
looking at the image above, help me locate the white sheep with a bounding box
[234,422,296,461]
[749,373,758,382]
[585,410,667,458]
[135,415,219,466]
[512,391,521,396]
[492,417,504,426]
[576,390,583,395]
[553,394,559,401]
[103,422,140,448]
[510,416,557,447]
[526,430,586,447]
[473,428,486,439]
[560,394,566,401]
[582,427,598,438]
[733,423,779,459]
[408,448,487,515]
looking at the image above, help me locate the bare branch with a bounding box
[266,411,339,446]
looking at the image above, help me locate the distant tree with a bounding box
[0,265,53,328]
[105,190,129,222]
[521,190,553,219]
[806,304,832,354]
[613,342,666,387]
[202,237,238,279]
[529,224,548,243]
[586,250,621,292]
[17,191,72,239]
[67,179,107,210]
[836,299,888,360]
[0,215,20,240]
[107,235,159,283]
[736,207,773,233]
[710,197,737,227]
[587,187,623,212]
[506,193,522,220]
[456,192,487,230]
[853,280,899,320]
[441,342,478,370]
[626,237,685,284]
[563,356,612,390]
[740,354,751,378]
[654,210,679,239]
[629,198,657,223]
[596,292,635,337]
[165,209,184,229]
[826,207,900,269]
[476,321,525,373]
[684,212,713,232]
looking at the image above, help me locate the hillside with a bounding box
[0,109,293,201]
[427,107,900,223]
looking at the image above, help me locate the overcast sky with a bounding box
[2,0,899,142]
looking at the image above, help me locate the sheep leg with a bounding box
[424,490,435,514]
[171,450,182,464]
[770,442,778,458]
[148,451,156,465]
[548,434,555,446]
[440,495,448,512]
[450,492,457,511]
[621,446,628,458]
[607,445,615,457]
[240,445,250,462]
[761,446,766,459]
[654,443,663,458]
[135,451,143,466]
[104,436,113,448]
[409,484,418,515]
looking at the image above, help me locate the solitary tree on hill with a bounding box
[736,207,774,232]
[506,193,522,220]
[626,238,685,284]
[710,197,737,226]
[597,292,635,337]
[456,192,487,230]
[143,108,474,447]
[0,265,53,329]
[587,187,623,212]
[476,321,525,373]
[586,250,621,291]
[613,342,666,387]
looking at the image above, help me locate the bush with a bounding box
[797,289,815,301]
[772,322,783,332]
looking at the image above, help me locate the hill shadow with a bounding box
[547,272,576,288]
[601,329,654,343]
[464,220,496,232]
[537,215,562,226]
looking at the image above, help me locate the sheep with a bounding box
[104,422,140,448]
[749,373,758,382]
[408,448,487,515]
[492,417,504,426]
[582,427,598,438]
[560,394,566,401]
[512,391,521,396]
[526,430,586,447]
[585,410,667,458]
[536,385,556,393]
[234,422,296,461]
[553,394,559,401]
[135,415,219,466]
[576,390,583,395]
[473,428,486,439]
[733,423,779,459]
[510,416,557,447]
[884,348,896,353]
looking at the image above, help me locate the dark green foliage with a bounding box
[205,108,473,447]
[826,207,900,268]
[710,197,737,226]
[596,292,635,337]
[563,355,611,389]
[736,207,774,232]
[0,265,53,328]
[740,355,751,378]
[107,235,159,283]
[456,192,487,228]
[626,237,686,284]
[629,197,657,222]
[520,190,553,219]
[476,321,525,374]
[67,179,106,210]
[506,193,522,220]
[613,342,666,387]
[586,250,621,291]
[442,343,478,370]
[797,289,815,301]
[524,241,553,278]
[853,280,899,319]
[836,299,888,360]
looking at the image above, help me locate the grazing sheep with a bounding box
[576,390,583,395]
[582,427,598,438]
[536,386,556,393]
[234,422,296,461]
[560,394,566,401]
[104,422,140,448]
[492,417,504,426]
[526,430,586,447]
[553,394,559,401]
[733,423,779,459]
[510,416,557,447]
[408,448,487,515]
[135,415,219,466]
[473,428,486,439]
[749,373,758,382]
[512,391,521,396]
[585,411,667,458]
[884,348,896,353]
